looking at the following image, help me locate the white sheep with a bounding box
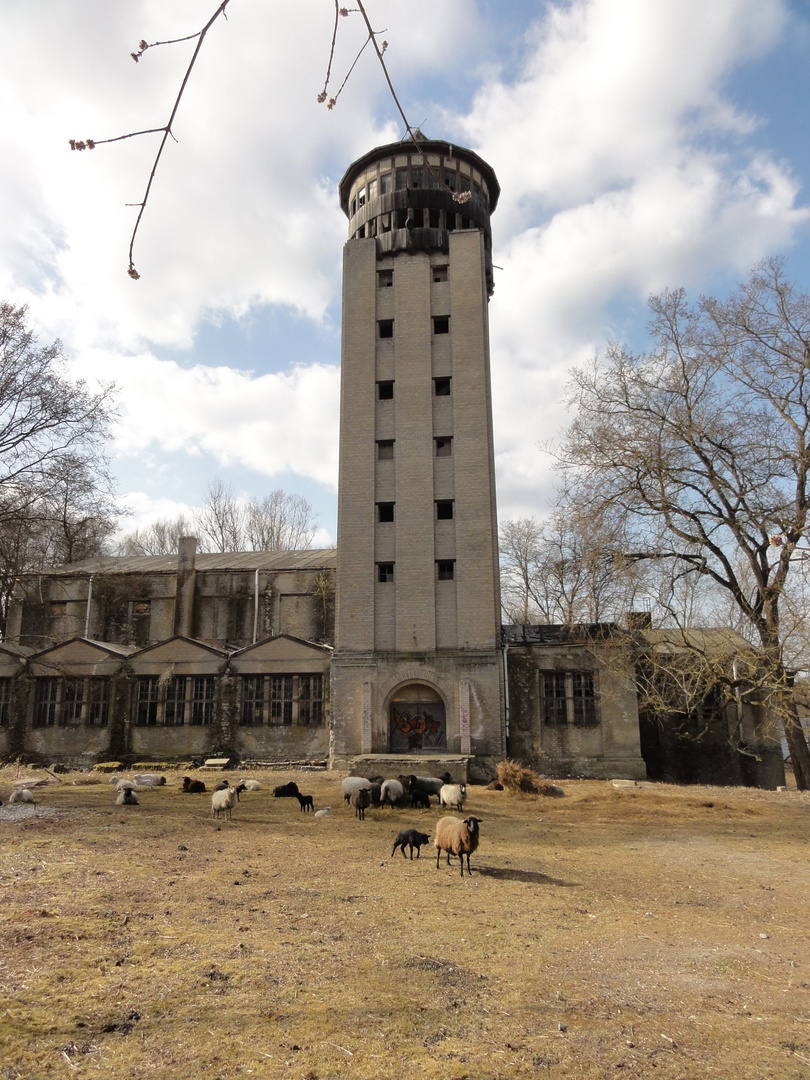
[238,779,262,791]
[434,815,482,877]
[133,773,166,787]
[439,783,467,811]
[8,788,35,805]
[380,778,406,807]
[314,806,332,817]
[110,776,136,792]
[341,776,372,804]
[211,782,247,820]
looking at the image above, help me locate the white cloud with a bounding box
[3,0,810,537]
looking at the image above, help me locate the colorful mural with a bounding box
[389,701,446,752]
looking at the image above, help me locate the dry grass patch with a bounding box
[0,767,808,1078]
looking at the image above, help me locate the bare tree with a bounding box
[559,257,810,788]
[0,304,118,635]
[194,477,244,554]
[115,514,194,556]
[499,505,647,626]
[246,489,318,552]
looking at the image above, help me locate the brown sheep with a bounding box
[434,816,482,877]
[350,787,371,820]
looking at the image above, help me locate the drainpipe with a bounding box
[253,569,260,644]
[84,574,94,638]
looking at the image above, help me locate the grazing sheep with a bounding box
[296,793,314,812]
[439,783,467,811]
[133,773,166,787]
[410,789,431,809]
[434,816,482,877]
[238,779,262,791]
[9,788,35,805]
[406,773,452,803]
[314,806,332,817]
[273,781,300,798]
[116,788,138,806]
[211,782,247,820]
[368,783,382,808]
[380,778,406,808]
[350,787,371,820]
[341,776,372,804]
[182,776,206,794]
[391,829,431,860]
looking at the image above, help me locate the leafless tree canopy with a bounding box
[557,257,810,787]
[499,506,646,626]
[0,303,119,634]
[116,478,318,556]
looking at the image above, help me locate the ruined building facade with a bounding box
[0,138,785,786]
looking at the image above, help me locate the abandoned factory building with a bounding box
[0,134,786,788]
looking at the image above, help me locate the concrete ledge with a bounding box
[337,754,472,783]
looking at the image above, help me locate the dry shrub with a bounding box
[496,758,545,794]
[92,761,124,772]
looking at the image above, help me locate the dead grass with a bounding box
[0,768,808,1079]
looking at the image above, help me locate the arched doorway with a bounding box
[388,682,447,753]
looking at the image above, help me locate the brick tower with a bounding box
[330,135,505,779]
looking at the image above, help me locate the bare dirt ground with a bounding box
[0,767,808,1080]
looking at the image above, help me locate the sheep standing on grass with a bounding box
[273,781,299,798]
[296,793,314,812]
[439,783,467,811]
[391,829,430,859]
[342,776,372,804]
[211,783,247,821]
[406,773,452,803]
[350,787,371,820]
[380,778,407,808]
[434,816,482,878]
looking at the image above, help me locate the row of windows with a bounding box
[376,500,454,523]
[0,675,324,729]
[378,266,447,287]
[377,561,455,583]
[378,377,451,400]
[350,169,482,215]
[377,437,452,460]
[542,672,600,727]
[378,316,449,339]
[354,208,484,241]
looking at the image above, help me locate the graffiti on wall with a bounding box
[389,702,446,752]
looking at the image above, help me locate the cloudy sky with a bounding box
[3,0,810,547]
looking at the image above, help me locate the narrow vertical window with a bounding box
[377,502,395,523]
[241,675,264,726]
[377,381,394,400]
[378,269,393,288]
[62,678,84,726]
[433,377,451,396]
[433,316,450,335]
[378,320,394,339]
[433,266,448,283]
[164,676,187,726]
[377,439,394,459]
[0,678,11,727]
[136,677,159,726]
[33,678,59,727]
[377,563,395,583]
[437,560,455,581]
[87,679,109,726]
[436,500,454,520]
[434,437,452,457]
[190,676,215,726]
